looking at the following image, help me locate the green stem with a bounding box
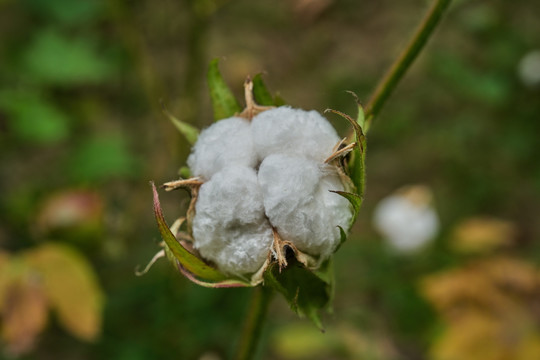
[364,0,452,122]
[234,286,273,360]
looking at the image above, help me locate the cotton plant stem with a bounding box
[364,0,452,122]
[234,286,273,360]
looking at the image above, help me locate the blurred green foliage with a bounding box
[0,0,539,359]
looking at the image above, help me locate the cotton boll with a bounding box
[251,106,340,162]
[373,186,439,253]
[187,117,257,181]
[517,50,540,88]
[192,166,273,275]
[258,154,352,259]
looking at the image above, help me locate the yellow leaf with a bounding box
[478,256,538,295]
[515,333,540,360]
[420,257,536,318]
[430,312,507,360]
[0,250,11,311]
[271,323,336,359]
[1,271,48,356]
[420,267,500,314]
[451,217,515,253]
[25,243,104,341]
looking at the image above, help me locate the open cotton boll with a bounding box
[187,117,257,181]
[251,106,340,162]
[258,154,352,259]
[373,187,439,253]
[192,166,273,275]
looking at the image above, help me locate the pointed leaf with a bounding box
[264,257,333,330]
[273,93,286,106]
[162,106,199,145]
[178,166,191,178]
[346,91,370,134]
[351,98,369,195]
[252,74,275,106]
[176,261,251,288]
[325,107,367,198]
[334,226,348,254]
[151,182,249,286]
[207,59,241,120]
[349,138,366,199]
[24,243,103,342]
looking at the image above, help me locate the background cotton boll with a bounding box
[373,185,439,253]
[258,154,351,258]
[251,106,340,162]
[187,117,256,181]
[192,166,273,275]
[517,49,540,88]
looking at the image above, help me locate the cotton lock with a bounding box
[187,117,256,181]
[189,106,353,276]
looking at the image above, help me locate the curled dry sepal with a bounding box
[144,59,368,328]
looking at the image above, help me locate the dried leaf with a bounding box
[431,310,540,360]
[452,217,516,253]
[1,273,48,356]
[430,312,506,360]
[325,106,367,211]
[421,257,539,318]
[0,251,10,312]
[36,189,103,234]
[25,243,104,341]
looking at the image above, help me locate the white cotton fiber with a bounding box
[192,166,273,275]
[258,154,353,259]
[187,117,257,181]
[251,106,340,162]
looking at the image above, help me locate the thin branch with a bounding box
[234,286,273,360]
[364,0,452,122]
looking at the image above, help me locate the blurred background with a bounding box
[1,0,539,359]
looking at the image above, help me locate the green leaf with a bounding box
[252,74,275,106]
[22,29,113,86]
[264,256,334,330]
[334,226,348,254]
[349,137,366,198]
[161,105,199,145]
[178,166,191,178]
[349,91,370,134]
[151,182,250,288]
[273,93,286,106]
[0,91,70,144]
[66,135,139,182]
[22,0,103,24]
[207,59,241,121]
